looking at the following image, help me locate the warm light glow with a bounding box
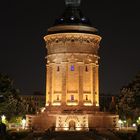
[45,33,101,107]
[1,115,6,124]
[63,127,69,131]
[123,120,126,123]
[22,119,26,129]
[55,115,89,131]
[76,127,82,131]
[76,123,81,131]
[96,103,99,106]
[63,123,69,131]
[41,107,46,113]
[1,115,6,121]
[52,102,61,106]
[67,102,78,106]
[46,103,49,106]
[118,120,123,124]
[84,103,93,106]
[137,117,140,124]
[132,123,136,127]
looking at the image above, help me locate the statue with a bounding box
[65,0,81,7]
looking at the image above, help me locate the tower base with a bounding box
[26,109,119,131]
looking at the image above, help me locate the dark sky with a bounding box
[0,0,140,95]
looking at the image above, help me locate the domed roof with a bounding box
[54,0,91,26]
[47,0,98,34]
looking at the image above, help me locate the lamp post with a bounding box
[1,115,6,124]
[118,119,123,130]
[136,117,140,125]
[22,119,26,129]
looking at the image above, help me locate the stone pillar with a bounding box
[90,63,93,105]
[61,62,67,106]
[78,62,83,105]
[46,65,50,105]
[95,64,99,106]
[50,63,53,105]
[92,64,96,106]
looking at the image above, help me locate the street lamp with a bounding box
[1,115,6,124]
[22,119,26,129]
[123,120,126,123]
[132,123,136,127]
[118,119,123,129]
[136,117,140,125]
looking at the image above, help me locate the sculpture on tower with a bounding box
[65,0,81,6]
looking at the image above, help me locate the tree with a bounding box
[0,74,26,121]
[117,72,140,122]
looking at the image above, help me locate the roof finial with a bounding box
[65,0,81,7]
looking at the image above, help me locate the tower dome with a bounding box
[48,0,97,34]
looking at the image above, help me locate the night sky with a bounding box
[0,0,140,95]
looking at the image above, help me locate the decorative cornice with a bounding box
[44,33,101,46]
[46,53,99,64]
[48,25,97,34]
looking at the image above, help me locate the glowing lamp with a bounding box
[41,107,46,113]
[1,115,6,121]
[22,119,26,129]
[132,123,136,127]
[118,120,123,124]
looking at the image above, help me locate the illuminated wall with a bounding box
[44,33,101,107]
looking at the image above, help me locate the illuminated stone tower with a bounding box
[45,0,100,108]
[26,0,119,131]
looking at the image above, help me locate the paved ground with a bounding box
[21,130,132,140]
[98,131,121,140]
[6,129,139,140]
[40,131,108,140]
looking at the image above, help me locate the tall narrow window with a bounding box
[85,66,88,72]
[86,95,88,101]
[71,95,74,101]
[57,95,59,101]
[57,66,60,72]
[71,65,74,71]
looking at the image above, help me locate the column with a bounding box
[61,62,67,106]
[78,62,83,105]
[95,64,99,106]
[46,65,50,105]
[92,63,96,106]
[50,63,53,105]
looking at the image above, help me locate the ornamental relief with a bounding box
[47,46,98,55]
[46,53,99,64]
[46,42,99,54]
[44,33,101,46]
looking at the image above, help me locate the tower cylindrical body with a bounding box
[44,32,101,110]
[26,0,119,132]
